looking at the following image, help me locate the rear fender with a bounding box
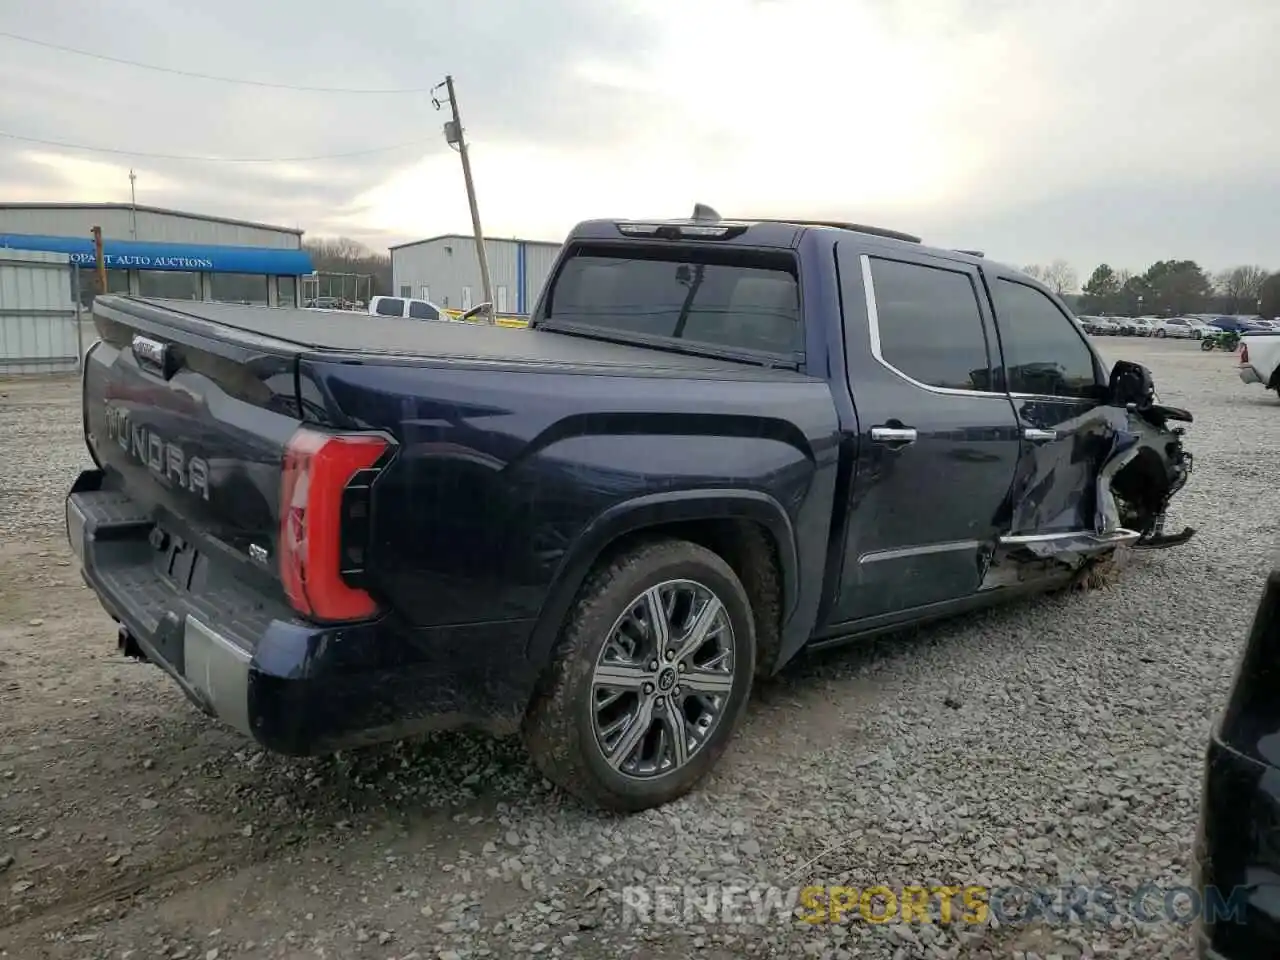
[525,489,799,671]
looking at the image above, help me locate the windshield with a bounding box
[542,245,803,359]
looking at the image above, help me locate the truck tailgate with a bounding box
[83,296,305,584]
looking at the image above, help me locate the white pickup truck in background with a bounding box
[1239,334,1280,398]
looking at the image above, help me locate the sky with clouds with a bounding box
[0,0,1275,277]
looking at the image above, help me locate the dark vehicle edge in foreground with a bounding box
[68,210,1196,810]
[1195,555,1280,959]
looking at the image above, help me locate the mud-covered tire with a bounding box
[522,539,756,812]
[1200,339,1215,351]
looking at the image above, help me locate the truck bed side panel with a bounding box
[299,357,842,654]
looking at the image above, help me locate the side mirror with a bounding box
[1108,359,1155,409]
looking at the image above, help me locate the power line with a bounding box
[0,129,428,163]
[0,29,432,94]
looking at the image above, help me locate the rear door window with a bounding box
[543,245,802,358]
[375,298,405,317]
[407,300,439,320]
[866,256,993,392]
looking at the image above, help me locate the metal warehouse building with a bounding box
[389,234,561,316]
[0,202,314,308]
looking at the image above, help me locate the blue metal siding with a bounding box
[0,232,314,275]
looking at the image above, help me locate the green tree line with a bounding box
[1022,259,1280,317]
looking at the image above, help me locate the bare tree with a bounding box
[302,236,393,298]
[305,236,380,261]
[1042,259,1078,296]
[1021,260,1077,295]
[1215,265,1269,312]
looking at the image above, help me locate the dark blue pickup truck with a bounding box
[67,207,1196,811]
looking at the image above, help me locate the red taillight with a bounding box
[1240,344,1249,363]
[279,428,389,623]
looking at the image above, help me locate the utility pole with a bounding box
[433,75,495,324]
[128,170,138,239]
[91,226,107,295]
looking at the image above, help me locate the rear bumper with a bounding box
[1239,365,1263,385]
[1194,730,1280,959]
[67,471,537,754]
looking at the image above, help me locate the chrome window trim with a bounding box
[861,254,1106,405]
[860,254,1005,400]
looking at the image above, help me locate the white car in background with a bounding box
[369,295,447,321]
[1239,331,1280,397]
[1129,317,1157,337]
[1153,316,1208,339]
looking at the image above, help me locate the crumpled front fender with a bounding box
[1001,399,1195,568]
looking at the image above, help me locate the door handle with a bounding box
[871,426,918,445]
[1023,428,1058,442]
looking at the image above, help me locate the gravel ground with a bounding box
[1,338,1276,960]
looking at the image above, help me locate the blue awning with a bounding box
[0,232,314,275]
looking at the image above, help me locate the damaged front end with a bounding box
[983,360,1195,586]
[1095,359,1195,551]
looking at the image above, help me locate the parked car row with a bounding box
[1194,314,1280,334]
[1080,314,1279,339]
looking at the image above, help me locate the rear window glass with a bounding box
[544,247,802,357]
[375,298,404,316]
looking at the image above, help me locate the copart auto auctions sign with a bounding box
[68,252,216,270]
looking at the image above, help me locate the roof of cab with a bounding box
[564,210,992,269]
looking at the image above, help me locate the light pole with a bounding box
[128,170,138,239]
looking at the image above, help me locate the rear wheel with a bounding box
[523,540,756,812]
[1201,339,1215,351]
[1156,329,1167,338]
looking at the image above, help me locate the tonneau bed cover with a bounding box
[96,296,809,378]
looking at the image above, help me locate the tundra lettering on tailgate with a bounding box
[104,403,210,500]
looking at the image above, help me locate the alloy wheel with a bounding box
[589,579,736,779]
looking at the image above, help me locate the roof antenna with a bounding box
[691,203,721,221]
